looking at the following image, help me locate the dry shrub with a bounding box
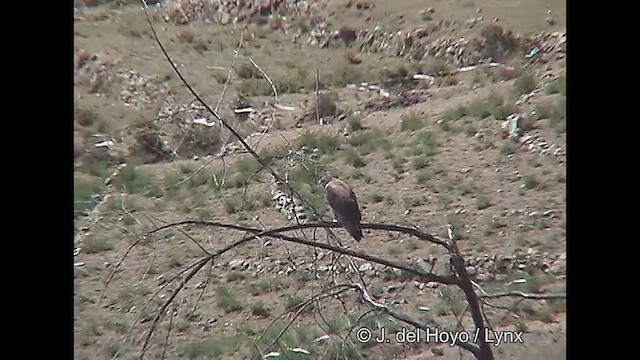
[268,16,282,31]
[338,26,358,46]
[192,37,209,53]
[480,24,521,61]
[492,65,522,82]
[117,12,150,38]
[236,63,260,80]
[443,74,459,86]
[134,131,177,163]
[354,1,374,10]
[212,69,229,84]
[74,134,87,159]
[74,50,97,71]
[422,57,451,75]
[346,50,363,64]
[177,28,197,43]
[179,125,223,155]
[74,105,99,127]
[377,63,409,84]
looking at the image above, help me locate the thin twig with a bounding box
[315,68,321,125]
[479,291,566,300]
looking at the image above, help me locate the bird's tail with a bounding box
[344,222,363,242]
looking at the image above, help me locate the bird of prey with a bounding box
[318,172,363,242]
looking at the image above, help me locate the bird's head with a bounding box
[318,171,334,188]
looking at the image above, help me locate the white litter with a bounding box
[94,140,114,148]
[234,107,255,114]
[193,117,216,127]
[314,335,331,342]
[274,103,296,111]
[290,348,310,355]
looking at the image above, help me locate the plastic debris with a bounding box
[506,279,528,286]
[447,223,456,240]
[94,140,114,148]
[234,107,255,114]
[506,115,520,138]
[193,117,216,127]
[290,348,310,355]
[314,335,331,342]
[525,47,540,58]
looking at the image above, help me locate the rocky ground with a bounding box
[74,0,566,359]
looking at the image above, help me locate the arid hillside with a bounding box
[74,1,566,359]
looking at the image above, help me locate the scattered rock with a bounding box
[228,259,248,270]
[359,263,373,272]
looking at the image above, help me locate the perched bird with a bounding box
[318,172,363,242]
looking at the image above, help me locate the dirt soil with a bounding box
[74,0,566,359]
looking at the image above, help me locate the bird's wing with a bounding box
[326,180,362,224]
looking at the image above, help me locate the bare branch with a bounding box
[479,291,567,300]
[215,31,244,112]
[147,220,450,249]
[249,57,278,104]
[448,240,493,360]
[145,220,458,285]
[161,308,174,360]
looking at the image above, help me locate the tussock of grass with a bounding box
[548,97,566,133]
[83,233,115,254]
[223,156,263,189]
[465,93,517,121]
[248,279,286,296]
[343,147,366,168]
[113,163,153,194]
[414,169,434,185]
[74,172,103,219]
[250,321,320,358]
[368,192,385,203]
[347,116,366,131]
[411,155,429,170]
[250,301,271,317]
[442,106,467,122]
[105,339,127,358]
[295,269,312,283]
[523,174,540,189]
[227,271,247,282]
[476,194,491,210]
[178,337,241,359]
[236,79,274,97]
[285,294,308,312]
[400,112,426,132]
[544,73,566,96]
[390,156,405,173]
[216,285,243,313]
[347,128,391,154]
[222,197,240,214]
[289,158,327,188]
[297,132,341,155]
[499,140,519,155]
[406,131,438,156]
[513,72,537,96]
